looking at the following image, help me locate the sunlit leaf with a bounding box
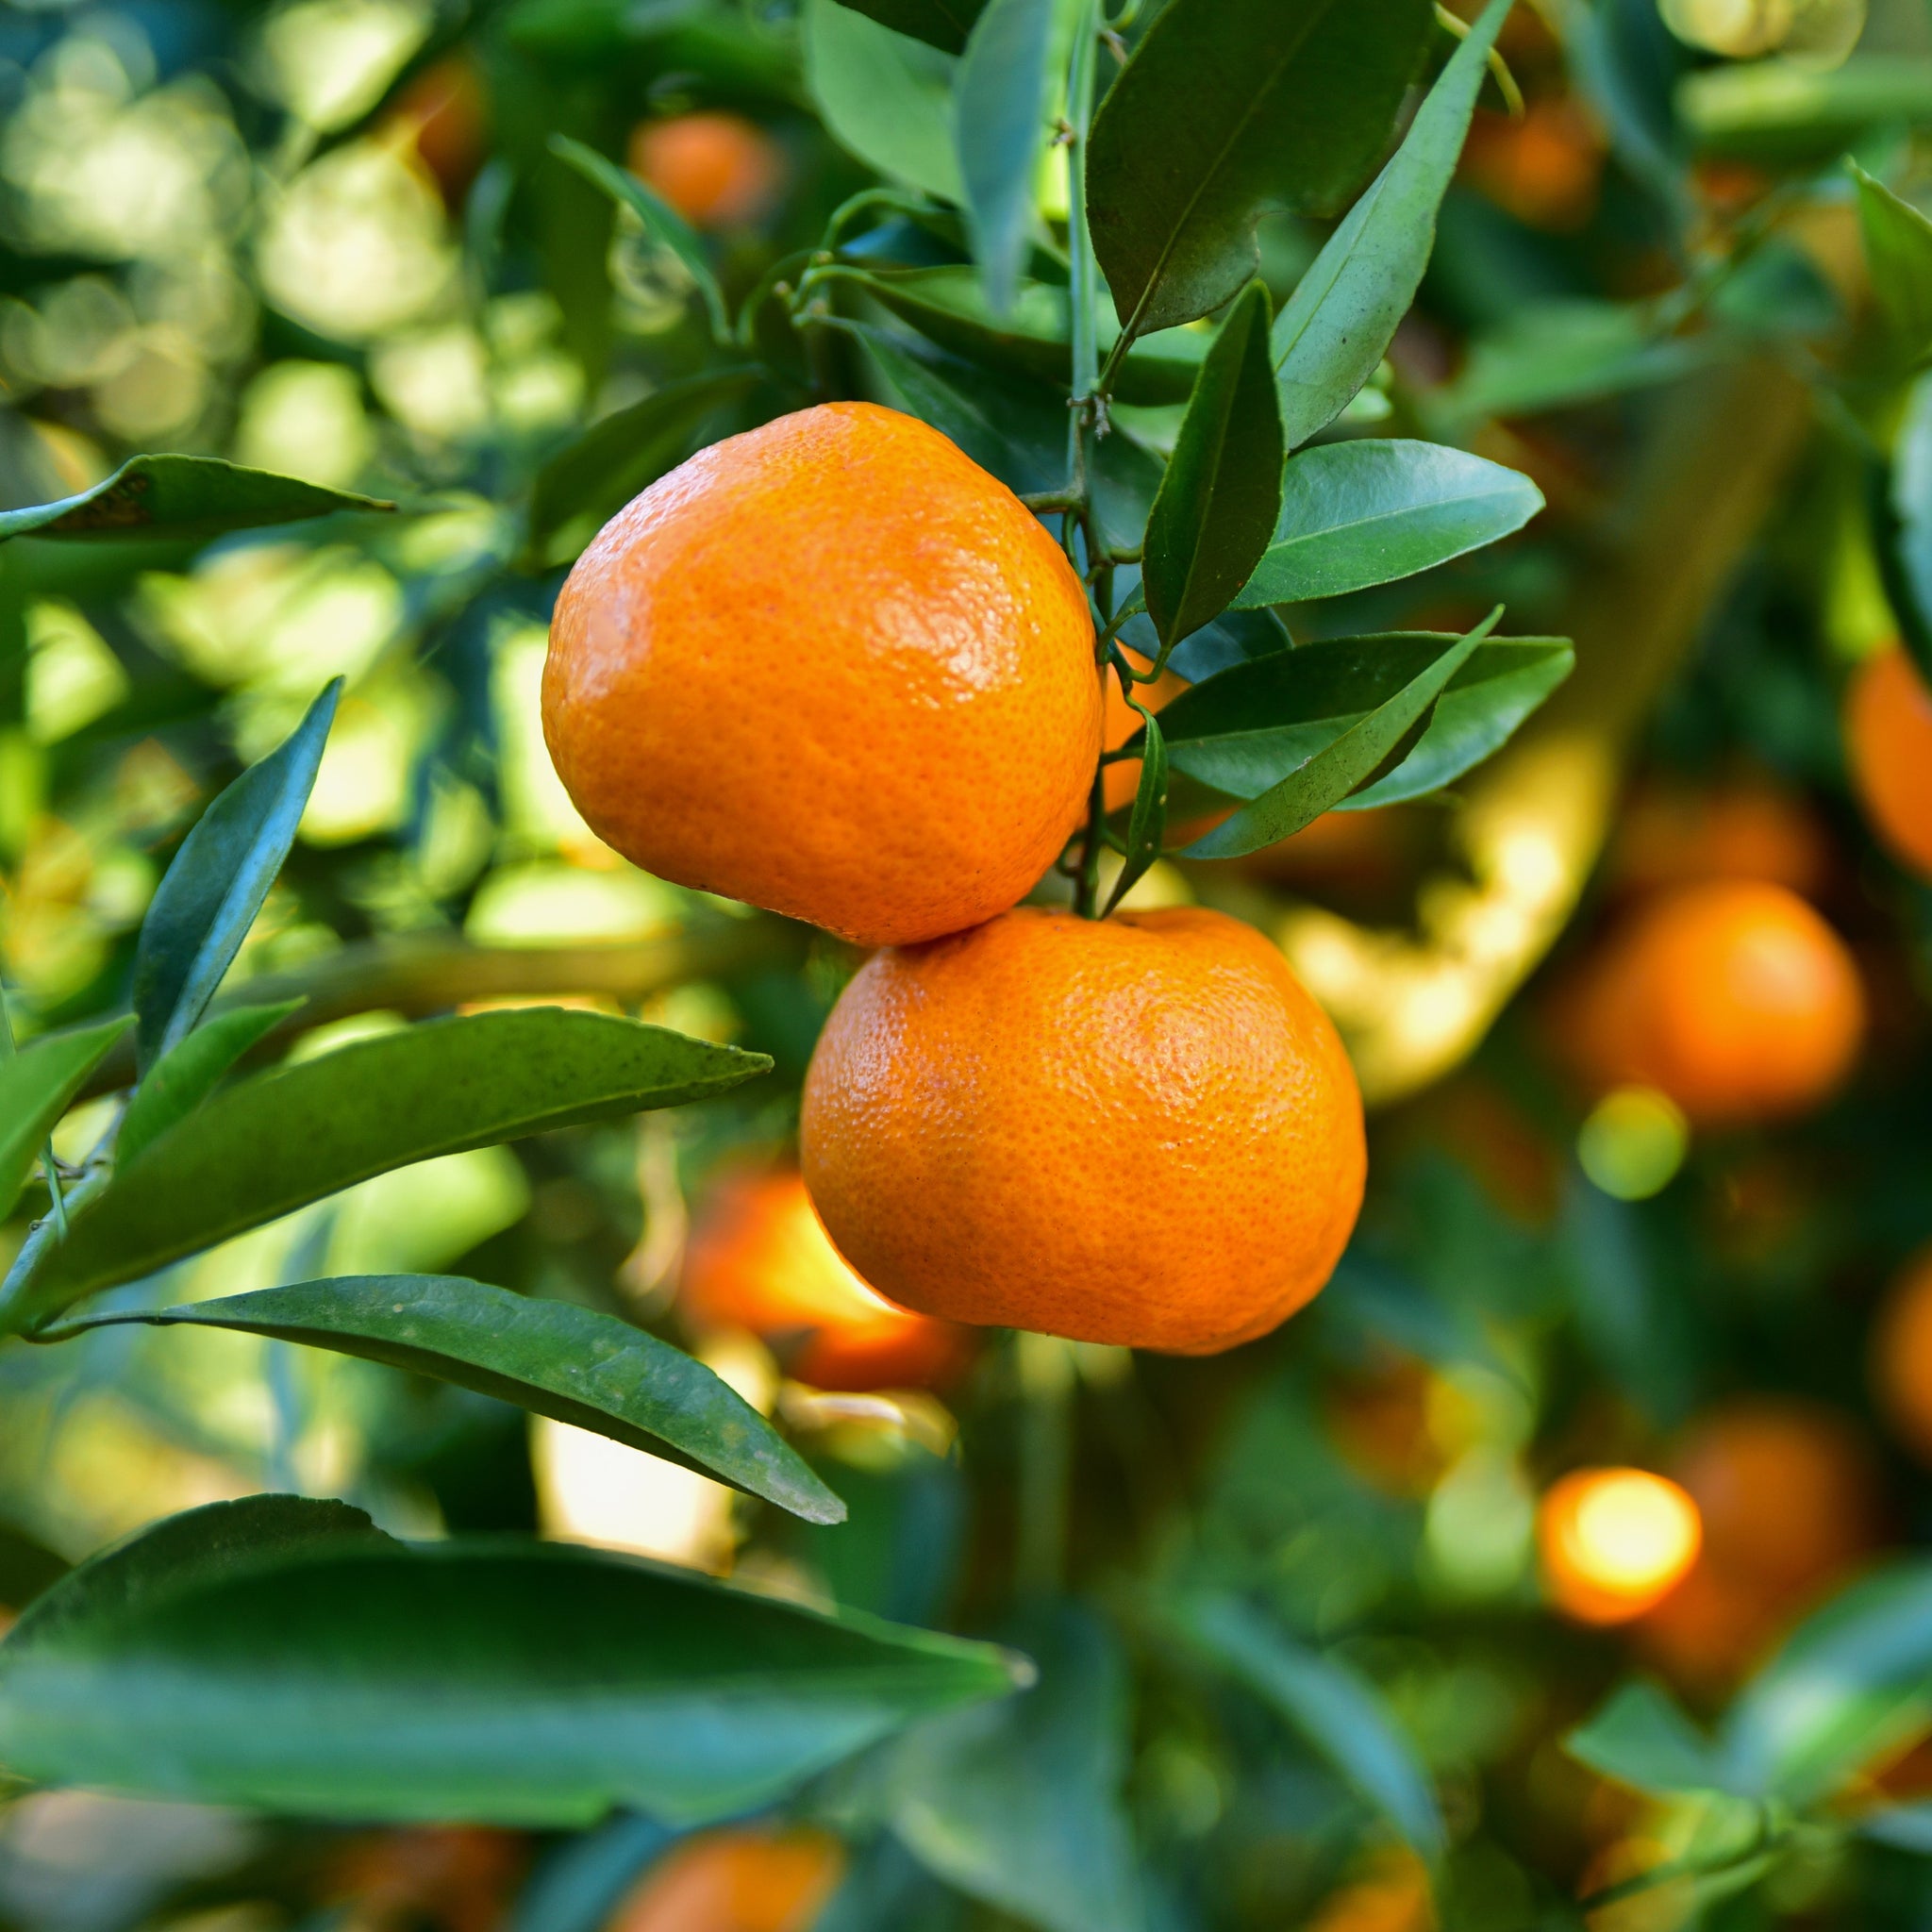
[0,457,391,543]
[47,1274,843,1524]
[1853,163,1932,363]
[132,680,340,1076]
[1086,0,1434,336]
[1679,56,1932,161]
[0,1495,1026,1824]
[1233,440,1543,608]
[10,1009,771,1327]
[0,1019,134,1222]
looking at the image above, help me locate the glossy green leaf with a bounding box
[1720,1561,1932,1807]
[0,456,391,543]
[1853,164,1932,362]
[1175,612,1499,858]
[1085,0,1434,336]
[526,368,762,561]
[1234,439,1543,608]
[1182,1594,1443,1855]
[892,1604,1142,1932]
[805,0,962,202]
[0,1019,134,1222]
[1565,1681,1725,1798]
[115,1001,303,1173]
[8,1009,771,1327]
[955,0,1054,314]
[1679,57,1932,161]
[1273,0,1514,449]
[1103,700,1166,915]
[548,135,729,342]
[831,0,985,55]
[132,682,339,1076]
[1142,283,1282,652]
[0,1495,1025,1824]
[47,1274,843,1524]
[836,265,1208,406]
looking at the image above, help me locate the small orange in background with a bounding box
[1538,1468,1702,1624]
[388,57,489,208]
[1460,96,1606,232]
[626,112,784,229]
[680,1166,968,1391]
[1873,1247,1932,1464]
[609,1827,843,1932]
[1638,1399,1880,1688]
[1559,879,1865,1126]
[543,403,1102,947]
[1844,644,1932,881]
[1607,774,1831,903]
[802,905,1364,1355]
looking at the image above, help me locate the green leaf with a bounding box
[115,1001,303,1173]
[891,1604,1143,1932]
[1172,612,1501,858]
[526,368,763,563]
[830,0,985,56]
[955,0,1054,314]
[836,263,1208,404]
[1679,57,1932,162]
[0,456,391,543]
[1720,1561,1932,1807]
[0,1019,135,1222]
[1103,700,1166,915]
[1141,282,1283,652]
[1233,439,1543,608]
[1859,1803,1932,1853]
[8,1009,771,1327]
[1565,1681,1726,1798]
[46,1275,843,1524]
[1273,0,1515,449]
[0,1495,1025,1824]
[1868,447,1932,690]
[133,682,340,1077]
[805,0,962,201]
[1085,0,1434,336]
[548,135,729,343]
[1180,1594,1443,1855]
[0,1523,68,1611]
[1853,163,1932,362]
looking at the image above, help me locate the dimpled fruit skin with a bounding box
[542,403,1102,948]
[800,906,1366,1355]
[1846,645,1932,880]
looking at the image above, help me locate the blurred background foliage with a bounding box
[8,0,1932,1926]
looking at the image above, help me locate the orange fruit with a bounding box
[1845,644,1932,880]
[1639,1400,1878,1684]
[1307,1848,1436,1932]
[1537,1468,1702,1625]
[800,906,1365,1354]
[543,403,1102,946]
[1608,774,1830,902]
[1873,1247,1932,1463]
[1460,97,1604,231]
[626,112,784,229]
[390,58,488,208]
[1561,880,1865,1125]
[680,1165,968,1391]
[609,1827,843,1932]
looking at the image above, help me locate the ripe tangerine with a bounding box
[626,112,784,229]
[800,905,1365,1355]
[1873,1247,1932,1464]
[609,1827,842,1932]
[1844,644,1932,880]
[543,403,1102,947]
[679,1166,967,1391]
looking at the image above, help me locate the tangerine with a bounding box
[1844,644,1932,880]
[800,906,1364,1354]
[1537,1467,1702,1624]
[609,1827,842,1932]
[1608,774,1830,901]
[1562,879,1865,1125]
[1873,1247,1932,1464]
[390,58,488,208]
[543,403,1102,946]
[626,112,784,229]
[680,1166,968,1391]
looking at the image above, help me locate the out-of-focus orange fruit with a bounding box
[1845,645,1932,881]
[625,112,785,229]
[388,58,488,208]
[1539,1468,1702,1624]
[681,1166,968,1391]
[1608,774,1831,902]
[1324,1353,1454,1498]
[1307,1847,1436,1932]
[1558,880,1865,1125]
[1874,1248,1932,1464]
[1461,97,1605,231]
[1639,1399,1880,1687]
[324,1828,526,1932]
[609,1827,843,1932]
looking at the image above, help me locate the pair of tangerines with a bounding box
[542,403,1365,1355]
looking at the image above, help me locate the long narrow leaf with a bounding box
[955,0,1054,314]
[0,1019,134,1221]
[1104,703,1167,915]
[0,456,391,543]
[115,1000,302,1172]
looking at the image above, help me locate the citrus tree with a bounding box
[6,0,1932,1927]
